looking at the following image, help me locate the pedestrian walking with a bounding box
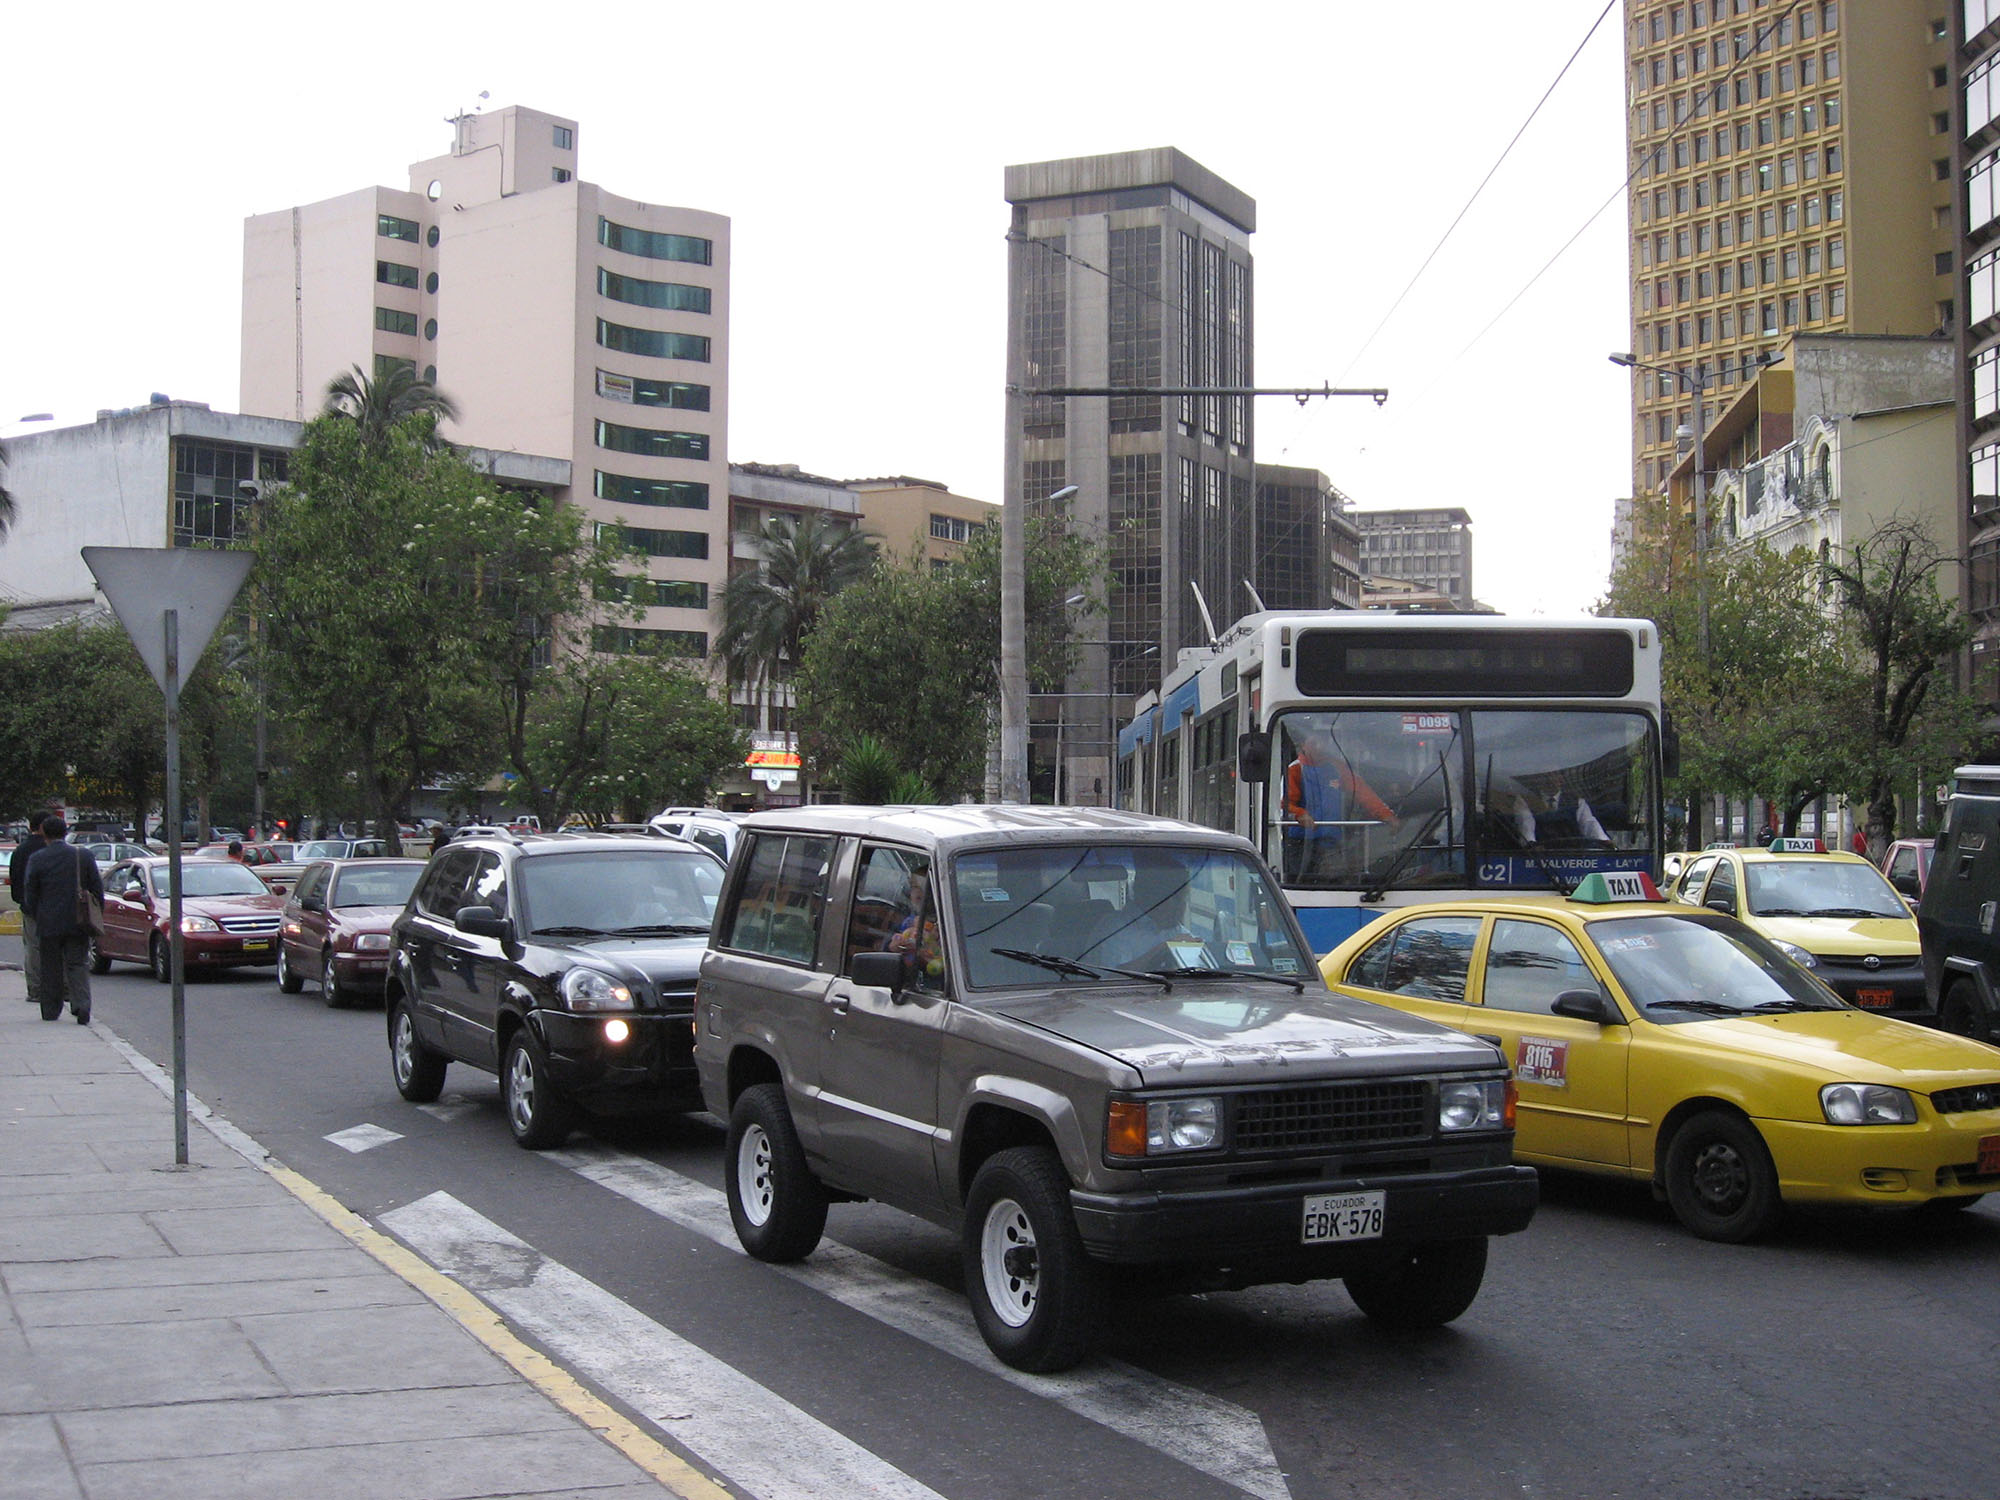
[7,813,49,1007]
[22,815,104,1024]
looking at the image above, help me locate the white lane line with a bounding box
[382,1191,946,1500]
[325,1123,403,1153]
[553,1144,1291,1500]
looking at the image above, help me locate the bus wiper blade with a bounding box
[1643,998,1741,1015]
[1164,966,1306,993]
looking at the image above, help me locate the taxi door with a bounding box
[1465,916,1632,1169]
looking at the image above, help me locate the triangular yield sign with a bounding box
[83,546,255,692]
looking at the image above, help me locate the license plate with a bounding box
[241,939,270,952]
[1980,1136,2000,1176]
[1302,1190,1386,1244]
[1854,988,1893,1008]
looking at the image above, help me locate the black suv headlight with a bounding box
[561,967,635,1012]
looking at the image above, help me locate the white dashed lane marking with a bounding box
[323,1123,403,1152]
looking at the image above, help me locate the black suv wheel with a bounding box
[502,1029,575,1149]
[389,996,447,1102]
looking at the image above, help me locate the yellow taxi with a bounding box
[1668,837,1926,1022]
[1319,871,2000,1242]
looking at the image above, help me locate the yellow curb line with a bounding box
[265,1163,732,1500]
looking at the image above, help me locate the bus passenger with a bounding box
[1284,734,1397,882]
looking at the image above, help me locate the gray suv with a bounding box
[696,806,1537,1372]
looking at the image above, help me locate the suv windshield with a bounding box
[156,863,272,899]
[520,848,723,935]
[1745,860,1908,919]
[955,843,1312,988]
[1587,912,1845,1021]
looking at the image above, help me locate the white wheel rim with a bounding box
[737,1123,775,1227]
[507,1046,536,1133]
[393,1013,415,1086]
[979,1195,1038,1328]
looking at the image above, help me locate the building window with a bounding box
[377,261,418,288]
[374,354,416,380]
[929,513,979,543]
[598,268,712,315]
[423,318,438,342]
[595,369,710,411]
[594,470,709,510]
[171,439,284,549]
[597,216,713,265]
[378,213,420,243]
[1937,251,1956,276]
[552,168,572,184]
[594,419,709,461]
[601,576,708,610]
[1828,236,1844,268]
[1805,289,1823,321]
[1829,284,1845,316]
[375,307,418,336]
[596,318,711,362]
[595,522,710,560]
[592,625,707,658]
[553,125,574,149]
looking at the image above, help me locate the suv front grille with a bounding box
[1931,1082,2000,1115]
[1232,1081,1430,1152]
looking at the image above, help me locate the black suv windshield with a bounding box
[520,848,722,935]
[955,844,1312,988]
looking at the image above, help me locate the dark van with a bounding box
[1917,764,2000,1043]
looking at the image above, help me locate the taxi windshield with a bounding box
[955,844,1314,988]
[1745,860,1907,920]
[1586,912,1845,1021]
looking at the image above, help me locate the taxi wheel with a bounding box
[726,1083,827,1262]
[389,996,447,1103]
[1343,1237,1489,1329]
[1664,1110,1782,1243]
[276,943,304,994]
[963,1146,1103,1373]
[501,1029,574,1150]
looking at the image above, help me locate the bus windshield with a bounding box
[1270,707,1658,891]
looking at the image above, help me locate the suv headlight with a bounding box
[1439,1079,1508,1132]
[561,967,635,1012]
[1768,939,1818,970]
[1820,1082,1917,1125]
[1105,1097,1222,1156]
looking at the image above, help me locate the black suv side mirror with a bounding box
[1550,989,1622,1025]
[850,950,907,994]
[455,905,513,942]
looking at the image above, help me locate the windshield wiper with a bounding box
[1748,998,1831,1013]
[1804,907,1897,919]
[532,924,610,936]
[1158,966,1306,993]
[607,923,710,936]
[1643,998,1743,1015]
[988,948,1172,988]
[1753,906,1810,916]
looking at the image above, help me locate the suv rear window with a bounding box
[722,832,834,963]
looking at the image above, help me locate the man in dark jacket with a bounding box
[7,814,49,1007]
[22,815,103,1024]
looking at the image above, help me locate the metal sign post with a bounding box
[83,547,253,1167]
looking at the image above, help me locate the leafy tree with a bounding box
[322,364,460,452]
[0,439,15,538]
[797,521,1101,798]
[716,513,878,720]
[838,735,900,804]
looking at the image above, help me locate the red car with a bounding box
[92,857,287,981]
[278,858,426,1007]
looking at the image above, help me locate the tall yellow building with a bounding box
[1623,1,1953,496]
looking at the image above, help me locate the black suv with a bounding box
[385,832,725,1147]
[1919,764,2000,1043]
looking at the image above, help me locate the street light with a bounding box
[1000,482,1077,804]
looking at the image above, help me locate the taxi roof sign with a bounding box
[1768,836,1824,853]
[1569,871,1664,904]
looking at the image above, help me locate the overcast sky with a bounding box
[4,0,1633,617]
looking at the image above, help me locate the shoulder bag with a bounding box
[73,847,104,936]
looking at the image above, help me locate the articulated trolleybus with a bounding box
[1115,611,1669,954]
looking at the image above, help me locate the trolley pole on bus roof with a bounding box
[998,382,1388,805]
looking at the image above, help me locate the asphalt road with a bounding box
[26,940,2000,1500]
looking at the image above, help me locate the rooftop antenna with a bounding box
[1189,580,1220,646]
[1242,580,1269,614]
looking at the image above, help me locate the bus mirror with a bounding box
[1237,731,1270,783]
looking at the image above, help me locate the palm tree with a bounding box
[321,364,460,451]
[0,439,15,537]
[717,513,878,713]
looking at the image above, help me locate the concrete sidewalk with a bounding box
[0,967,718,1500]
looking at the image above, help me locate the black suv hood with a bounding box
[986,984,1502,1086]
[544,932,708,990]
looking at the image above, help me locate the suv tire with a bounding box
[1937,979,1990,1042]
[726,1082,827,1261]
[1343,1237,1489,1328]
[1664,1108,1782,1242]
[963,1145,1103,1373]
[502,1029,575,1150]
[389,996,447,1103]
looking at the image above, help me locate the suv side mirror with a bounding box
[1237,731,1271,784]
[455,905,512,942]
[1550,989,1622,1025]
[850,950,907,995]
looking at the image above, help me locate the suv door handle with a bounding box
[826,984,853,1017]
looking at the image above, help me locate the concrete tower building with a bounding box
[1003,147,1255,802]
[241,106,729,658]
[1621,2,1952,498]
